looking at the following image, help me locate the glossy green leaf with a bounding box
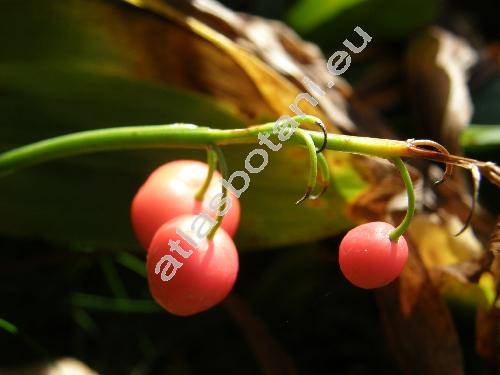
[461,125,500,153]
[0,0,367,250]
[287,0,439,46]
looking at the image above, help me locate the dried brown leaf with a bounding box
[223,295,299,375]
[376,243,464,375]
[406,26,478,153]
[476,218,500,368]
[121,0,354,132]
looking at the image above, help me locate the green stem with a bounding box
[195,146,217,201]
[317,153,330,186]
[311,152,330,198]
[294,129,318,204]
[206,145,228,240]
[388,158,415,241]
[0,116,411,176]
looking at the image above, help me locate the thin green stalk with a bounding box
[388,158,415,241]
[99,256,128,298]
[195,146,217,201]
[115,253,147,278]
[206,145,228,240]
[317,153,330,186]
[0,116,411,176]
[311,152,330,199]
[294,129,318,204]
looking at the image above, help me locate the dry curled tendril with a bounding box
[406,138,500,236]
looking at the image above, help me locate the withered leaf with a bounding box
[406,26,478,153]
[376,243,464,375]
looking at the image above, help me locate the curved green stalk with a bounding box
[0,116,411,176]
[388,158,415,241]
[195,146,217,201]
[311,152,330,199]
[294,129,318,204]
[206,145,228,240]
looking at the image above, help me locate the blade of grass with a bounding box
[115,253,147,278]
[0,318,46,355]
[71,293,161,314]
[99,256,128,298]
[73,309,99,334]
[0,318,18,334]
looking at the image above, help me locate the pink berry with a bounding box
[131,160,240,250]
[339,222,408,289]
[147,215,239,316]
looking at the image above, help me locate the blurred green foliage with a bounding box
[287,0,438,47]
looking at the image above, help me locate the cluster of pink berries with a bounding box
[131,160,241,316]
[131,160,409,317]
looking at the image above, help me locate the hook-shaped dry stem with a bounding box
[407,139,453,185]
[311,119,328,153]
[455,165,480,237]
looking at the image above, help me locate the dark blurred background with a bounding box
[1,0,499,374]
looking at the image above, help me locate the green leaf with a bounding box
[287,0,368,34]
[0,0,366,250]
[460,125,500,153]
[286,0,439,46]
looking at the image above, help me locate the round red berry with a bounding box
[131,160,240,250]
[147,215,239,316]
[339,222,408,289]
